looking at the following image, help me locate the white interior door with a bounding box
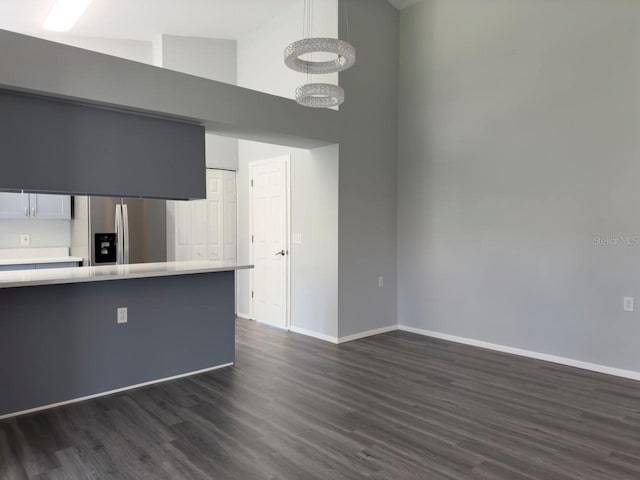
[223,171,237,263]
[168,169,238,263]
[191,200,207,261]
[250,156,289,329]
[174,200,192,261]
[206,170,223,261]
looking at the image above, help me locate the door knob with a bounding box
[275,250,287,256]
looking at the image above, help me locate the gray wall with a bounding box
[236,1,338,100]
[160,35,236,84]
[289,144,339,338]
[236,6,340,339]
[40,34,153,64]
[0,272,235,417]
[160,35,239,171]
[337,0,399,337]
[236,141,339,338]
[0,219,70,249]
[236,0,399,339]
[0,2,400,340]
[398,0,640,372]
[53,34,241,171]
[0,29,339,149]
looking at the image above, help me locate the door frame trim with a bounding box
[248,155,291,330]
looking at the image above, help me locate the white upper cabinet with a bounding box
[29,194,71,220]
[0,192,29,219]
[0,192,71,220]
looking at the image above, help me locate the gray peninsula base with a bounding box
[0,271,235,417]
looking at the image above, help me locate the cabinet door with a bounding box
[29,194,71,219]
[35,262,81,269]
[0,264,36,272]
[0,192,28,219]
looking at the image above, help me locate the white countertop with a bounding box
[0,261,253,289]
[0,248,83,266]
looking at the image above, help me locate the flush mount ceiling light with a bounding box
[43,0,93,32]
[295,83,345,108]
[285,38,356,75]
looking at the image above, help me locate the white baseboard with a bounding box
[338,325,398,344]
[236,314,288,332]
[290,325,339,344]
[256,319,289,331]
[243,315,640,382]
[398,325,640,382]
[0,362,234,421]
[289,324,399,345]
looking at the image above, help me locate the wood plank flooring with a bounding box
[2,318,640,479]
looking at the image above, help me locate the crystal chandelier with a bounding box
[285,38,356,74]
[284,0,356,108]
[295,83,345,108]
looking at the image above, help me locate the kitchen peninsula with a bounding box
[0,260,252,418]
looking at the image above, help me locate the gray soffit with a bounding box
[0,90,206,200]
[0,29,339,149]
[387,0,423,10]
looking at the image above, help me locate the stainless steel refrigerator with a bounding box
[88,197,167,266]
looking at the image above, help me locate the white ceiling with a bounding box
[0,0,418,43]
[0,0,301,41]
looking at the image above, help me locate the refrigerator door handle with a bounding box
[115,204,123,265]
[122,203,130,264]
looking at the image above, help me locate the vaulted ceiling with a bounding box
[0,0,420,44]
[0,0,301,41]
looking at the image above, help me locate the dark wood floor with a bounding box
[2,319,640,479]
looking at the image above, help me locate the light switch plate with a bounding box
[292,233,303,245]
[117,307,128,324]
[624,297,634,312]
[20,234,31,246]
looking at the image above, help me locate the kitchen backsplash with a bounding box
[0,219,71,249]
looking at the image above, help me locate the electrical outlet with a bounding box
[624,297,634,312]
[378,276,384,288]
[117,307,128,324]
[20,234,31,246]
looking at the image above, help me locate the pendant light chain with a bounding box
[308,0,313,85]
[344,0,351,45]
